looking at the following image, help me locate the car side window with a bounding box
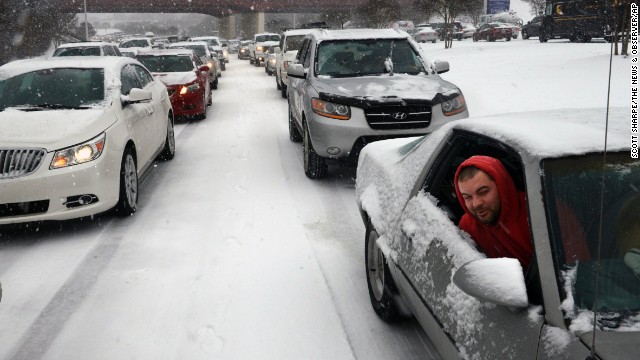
[297,38,310,64]
[103,46,115,56]
[132,65,153,88]
[302,41,313,68]
[421,131,544,305]
[120,65,141,95]
[423,131,525,225]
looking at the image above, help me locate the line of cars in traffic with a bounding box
[0,34,234,226]
[242,25,638,359]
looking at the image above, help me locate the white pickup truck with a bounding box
[249,33,281,66]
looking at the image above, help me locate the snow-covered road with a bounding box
[0,57,437,360]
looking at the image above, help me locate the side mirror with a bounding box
[121,88,152,106]
[453,258,528,308]
[433,60,450,74]
[199,65,210,72]
[274,46,281,54]
[287,63,306,79]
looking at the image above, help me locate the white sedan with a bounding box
[0,57,175,224]
[412,27,438,43]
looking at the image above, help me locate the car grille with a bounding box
[0,200,49,218]
[364,104,432,130]
[0,148,46,179]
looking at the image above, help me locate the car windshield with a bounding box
[316,39,426,78]
[136,55,194,73]
[196,38,220,46]
[543,153,640,320]
[171,45,206,57]
[0,68,105,110]
[120,39,149,48]
[284,35,304,52]
[53,47,101,56]
[256,35,280,42]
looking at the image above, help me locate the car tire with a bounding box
[365,219,402,322]
[212,77,218,90]
[207,89,212,106]
[302,121,327,179]
[289,104,302,142]
[159,116,175,161]
[473,34,478,42]
[114,147,138,216]
[276,73,282,90]
[280,82,287,99]
[198,93,207,120]
[522,30,529,40]
[539,29,549,43]
[507,36,511,41]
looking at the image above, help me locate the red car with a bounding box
[136,49,211,119]
[473,22,513,42]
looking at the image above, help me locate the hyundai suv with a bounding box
[287,28,469,179]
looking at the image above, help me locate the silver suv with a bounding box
[287,28,469,179]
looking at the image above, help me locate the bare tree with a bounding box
[521,0,546,16]
[358,0,402,28]
[414,0,483,48]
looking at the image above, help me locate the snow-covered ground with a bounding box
[0,35,631,360]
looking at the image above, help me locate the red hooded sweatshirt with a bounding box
[454,156,533,270]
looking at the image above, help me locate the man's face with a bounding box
[458,170,501,225]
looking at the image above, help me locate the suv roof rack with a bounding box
[281,21,330,32]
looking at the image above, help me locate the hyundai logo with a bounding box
[392,112,407,120]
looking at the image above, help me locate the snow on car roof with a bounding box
[262,41,280,46]
[284,28,322,36]
[316,28,410,41]
[137,49,194,56]
[450,107,629,158]
[0,56,140,88]
[57,42,114,48]
[170,41,207,47]
[190,36,219,40]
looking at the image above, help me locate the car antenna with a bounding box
[585,15,617,360]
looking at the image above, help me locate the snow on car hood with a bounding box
[313,74,461,105]
[0,108,114,151]
[153,72,197,86]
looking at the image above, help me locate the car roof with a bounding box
[449,108,629,158]
[312,28,410,41]
[170,41,207,47]
[190,36,219,40]
[262,41,280,46]
[284,28,322,36]
[0,56,140,81]
[137,49,195,56]
[57,42,115,48]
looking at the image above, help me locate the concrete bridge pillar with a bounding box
[238,12,265,39]
[219,15,236,39]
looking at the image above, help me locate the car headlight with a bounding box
[441,94,467,116]
[311,98,350,120]
[256,46,263,52]
[223,49,228,56]
[50,133,106,169]
[207,61,214,68]
[180,83,200,95]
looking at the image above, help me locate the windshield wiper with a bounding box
[14,103,92,111]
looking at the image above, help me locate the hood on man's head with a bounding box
[454,155,520,225]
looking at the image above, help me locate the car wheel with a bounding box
[432,40,436,43]
[473,34,478,42]
[289,104,302,142]
[198,93,207,119]
[522,30,529,40]
[114,147,138,216]
[207,89,212,106]
[539,29,549,42]
[159,116,175,160]
[365,219,401,321]
[280,82,287,99]
[249,58,254,64]
[276,73,282,90]
[507,36,511,41]
[302,121,327,179]
[212,77,218,90]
